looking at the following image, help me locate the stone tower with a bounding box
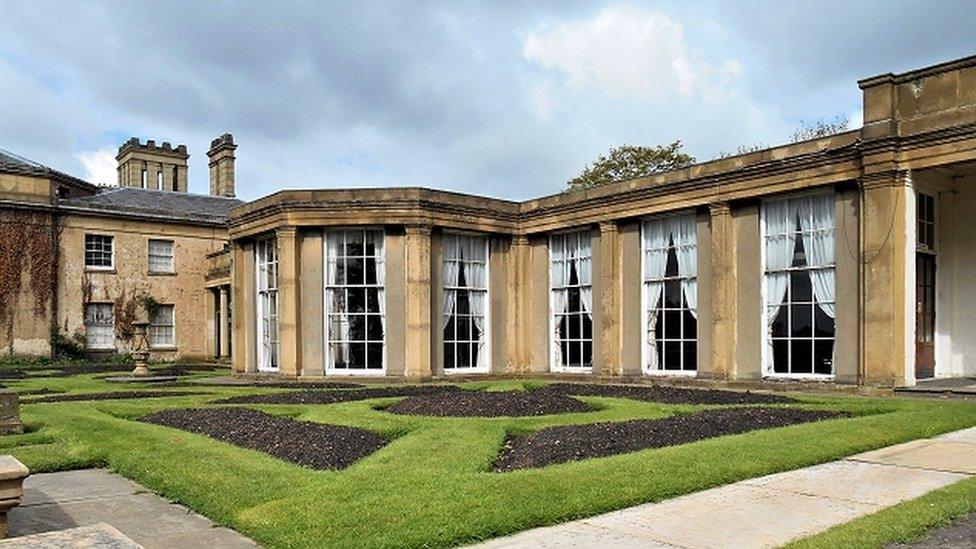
[116,138,189,192]
[208,133,237,198]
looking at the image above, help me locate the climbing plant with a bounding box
[0,210,61,352]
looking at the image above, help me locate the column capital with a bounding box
[709,202,732,217]
[598,220,619,234]
[861,169,913,191]
[512,234,530,246]
[275,226,298,237]
[404,224,432,236]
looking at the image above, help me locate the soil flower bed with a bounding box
[386,390,593,417]
[25,391,206,403]
[536,383,796,405]
[140,408,389,470]
[494,407,841,471]
[217,384,462,405]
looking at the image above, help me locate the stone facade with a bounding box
[228,54,976,388]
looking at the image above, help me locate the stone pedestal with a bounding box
[0,455,28,538]
[0,391,22,436]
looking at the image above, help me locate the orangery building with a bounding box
[3,54,976,389]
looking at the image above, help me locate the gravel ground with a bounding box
[15,388,64,396]
[536,383,796,405]
[25,391,206,403]
[494,407,840,471]
[140,407,389,470]
[887,512,976,548]
[195,381,363,390]
[217,384,462,405]
[387,390,593,417]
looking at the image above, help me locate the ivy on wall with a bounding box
[0,210,62,352]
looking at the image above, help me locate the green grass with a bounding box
[786,476,976,548]
[1,368,975,548]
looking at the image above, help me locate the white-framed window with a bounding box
[84,234,114,270]
[256,237,279,372]
[643,213,698,375]
[763,192,836,377]
[84,303,114,349]
[917,192,936,252]
[148,239,174,273]
[550,231,593,372]
[141,167,147,189]
[325,229,385,373]
[156,171,163,191]
[442,233,489,373]
[148,304,175,348]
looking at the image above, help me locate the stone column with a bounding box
[404,225,433,378]
[861,171,915,387]
[596,221,622,376]
[204,288,217,359]
[276,227,301,378]
[218,286,230,359]
[709,203,736,380]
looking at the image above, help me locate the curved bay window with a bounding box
[255,237,278,372]
[643,214,697,374]
[550,231,593,371]
[325,229,385,373]
[442,234,489,372]
[763,193,836,377]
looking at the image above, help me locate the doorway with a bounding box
[915,253,936,379]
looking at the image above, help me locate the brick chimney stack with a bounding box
[207,133,237,198]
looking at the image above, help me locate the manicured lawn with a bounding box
[3,364,976,548]
[786,476,976,548]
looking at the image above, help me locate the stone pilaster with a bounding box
[709,203,736,380]
[596,221,622,376]
[276,227,301,377]
[404,225,433,378]
[231,241,256,373]
[506,234,530,373]
[861,170,915,387]
[218,286,230,359]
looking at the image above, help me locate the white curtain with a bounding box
[372,231,386,343]
[673,214,698,318]
[466,237,488,369]
[799,194,836,318]
[762,199,796,369]
[550,236,568,366]
[325,232,349,366]
[442,236,460,331]
[578,234,593,319]
[642,220,669,370]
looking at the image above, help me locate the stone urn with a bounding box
[131,320,151,378]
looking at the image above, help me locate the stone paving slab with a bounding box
[6,470,257,549]
[473,427,976,549]
[850,440,976,474]
[0,523,141,548]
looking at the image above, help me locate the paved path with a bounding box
[474,427,976,549]
[7,469,258,548]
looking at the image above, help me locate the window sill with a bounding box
[645,369,697,377]
[85,268,116,274]
[147,271,177,277]
[149,346,178,352]
[763,373,835,382]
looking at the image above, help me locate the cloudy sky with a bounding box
[1,1,974,201]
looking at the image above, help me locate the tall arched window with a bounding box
[255,237,278,372]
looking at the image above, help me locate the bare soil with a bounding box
[494,407,841,471]
[140,407,389,470]
[386,390,593,417]
[25,391,206,403]
[217,384,462,405]
[536,383,796,405]
[887,512,976,548]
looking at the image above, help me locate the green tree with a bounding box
[567,141,695,190]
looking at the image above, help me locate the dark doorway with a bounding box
[915,253,936,379]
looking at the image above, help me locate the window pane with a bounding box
[444,343,455,369]
[348,315,365,341]
[814,306,835,337]
[814,340,834,375]
[683,342,697,371]
[663,341,681,370]
[664,279,681,308]
[791,271,812,302]
[457,343,471,368]
[349,342,366,368]
[664,309,681,339]
[791,304,812,338]
[366,315,383,340]
[791,339,813,374]
[683,309,697,340]
[773,340,789,374]
[347,257,364,285]
[582,313,593,340]
[366,343,383,369]
[581,340,592,367]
